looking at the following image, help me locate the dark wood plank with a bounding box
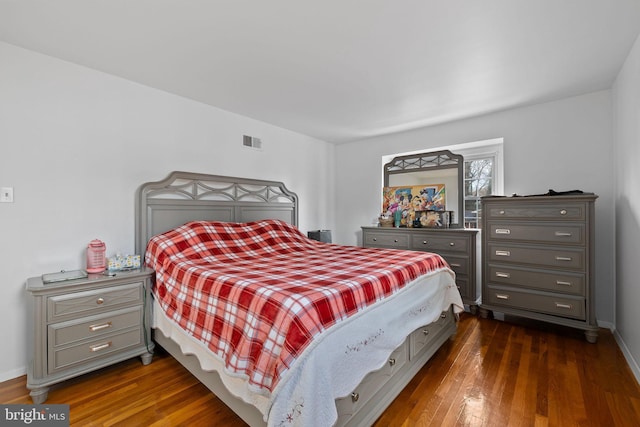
[2,313,640,426]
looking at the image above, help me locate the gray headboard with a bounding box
[135,171,299,254]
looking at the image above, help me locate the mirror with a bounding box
[383,150,464,228]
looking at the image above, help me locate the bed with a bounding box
[135,171,463,427]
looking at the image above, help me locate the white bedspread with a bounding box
[153,267,462,427]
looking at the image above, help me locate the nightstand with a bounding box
[26,268,155,403]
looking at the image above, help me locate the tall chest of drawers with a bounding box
[361,227,479,312]
[26,269,155,403]
[479,195,598,342]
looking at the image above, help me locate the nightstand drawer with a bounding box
[485,286,585,320]
[49,306,143,347]
[48,328,143,374]
[484,203,586,221]
[48,282,143,322]
[488,223,585,245]
[410,235,469,253]
[363,232,409,248]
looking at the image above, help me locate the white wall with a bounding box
[0,42,335,381]
[334,91,615,326]
[612,33,640,380]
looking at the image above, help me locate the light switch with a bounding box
[0,187,14,203]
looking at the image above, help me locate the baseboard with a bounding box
[0,366,26,383]
[614,330,640,386]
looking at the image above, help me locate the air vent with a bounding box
[243,135,262,149]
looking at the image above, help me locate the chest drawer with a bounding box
[48,282,143,322]
[485,203,586,221]
[49,306,143,347]
[485,286,585,320]
[363,232,409,248]
[410,235,469,253]
[487,265,585,296]
[487,243,585,270]
[487,223,585,245]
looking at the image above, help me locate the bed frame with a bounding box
[135,171,457,427]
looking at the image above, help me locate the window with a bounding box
[464,156,494,228]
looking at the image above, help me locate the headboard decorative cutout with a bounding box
[135,171,298,254]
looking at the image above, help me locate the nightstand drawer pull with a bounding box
[555,256,572,261]
[556,280,572,286]
[96,298,105,305]
[496,294,510,300]
[89,341,112,352]
[554,231,572,237]
[496,272,511,278]
[555,303,572,310]
[495,228,511,235]
[89,322,112,332]
[495,250,511,257]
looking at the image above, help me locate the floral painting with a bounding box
[382,184,445,227]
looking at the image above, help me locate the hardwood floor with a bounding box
[3,313,640,426]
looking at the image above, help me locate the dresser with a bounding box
[479,194,598,342]
[362,227,479,312]
[26,268,155,403]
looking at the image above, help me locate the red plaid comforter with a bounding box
[146,219,450,393]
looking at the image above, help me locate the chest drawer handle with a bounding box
[496,294,510,300]
[495,250,511,257]
[89,341,112,352]
[555,256,572,262]
[495,229,511,235]
[499,210,505,215]
[554,231,572,237]
[89,322,112,332]
[496,272,511,278]
[555,303,572,310]
[556,280,572,286]
[560,209,567,215]
[96,297,105,305]
[449,263,461,268]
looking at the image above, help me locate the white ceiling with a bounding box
[1,1,640,143]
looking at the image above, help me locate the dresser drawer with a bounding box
[484,202,586,221]
[440,254,469,276]
[487,243,585,270]
[485,286,585,320]
[48,282,143,322]
[335,341,408,421]
[49,306,143,347]
[48,328,143,374]
[410,235,469,254]
[487,265,585,296]
[487,223,585,245]
[363,232,409,248]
